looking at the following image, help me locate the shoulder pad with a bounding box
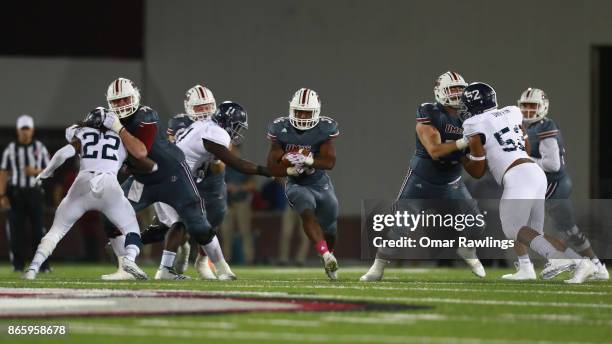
[201,121,231,148]
[168,113,193,134]
[134,106,159,123]
[267,116,290,140]
[417,102,437,123]
[65,125,79,143]
[318,116,339,137]
[536,118,559,139]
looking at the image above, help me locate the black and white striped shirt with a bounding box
[1,141,50,188]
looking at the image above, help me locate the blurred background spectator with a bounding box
[220,148,257,264]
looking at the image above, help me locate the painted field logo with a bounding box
[0,288,423,318]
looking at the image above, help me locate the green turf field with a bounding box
[0,264,611,343]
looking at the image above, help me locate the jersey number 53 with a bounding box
[493,125,525,152]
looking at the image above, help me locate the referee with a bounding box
[0,115,51,272]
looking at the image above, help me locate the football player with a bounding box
[266,88,340,280]
[152,90,270,280]
[501,88,607,280]
[99,78,221,280]
[360,71,486,282]
[458,82,594,284]
[24,108,157,280]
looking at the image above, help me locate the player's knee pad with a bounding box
[124,232,143,250]
[181,204,213,245]
[206,205,227,229]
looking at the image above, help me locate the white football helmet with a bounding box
[184,85,216,121]
[289,88,321,130]
[518,87,549,124]
[434,71,468,108]
[106,78,141,118]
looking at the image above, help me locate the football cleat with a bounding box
[101,256,136,280]
[195,254,217,280]
[565,259,595,284]
[101,269,136,280]
[322,252,339,281]
[23,268,37,280]
[154,266,191,280]
[457,247,486,278]
[174,242,191,274]
[540,259,576,280]
[121,257,148,280]
[213,260,237,281]
[590,263,609,281]
[502,262,536,280]
[359,258,390,282]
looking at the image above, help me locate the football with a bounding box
[280,148,312,167]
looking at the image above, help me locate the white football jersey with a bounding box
[174,119,231,174]
[463,106,531,184]
[66,126,127,174]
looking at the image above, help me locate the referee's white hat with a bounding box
[16,115,34,129]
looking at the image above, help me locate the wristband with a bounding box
[468,154,486,161]
[455,138,469,150]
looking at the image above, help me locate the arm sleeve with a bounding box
[324,117,339,139]
[266,119,282,142]
[535,137,561,172]
[134,122,157,153]
[39,144,76,178]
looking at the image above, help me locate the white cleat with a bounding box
[457,247,486,278]
[195,254,217,280]
[590,263,609,281]
[23,268,37,280]
[540,259,576,280]
[359,258,389,282]
[213,260,237,281]
[322,252,339,281]
[101,257,136,280]
[121,257,148,280]
[154,266,191,280]
[565,259,596,284]
[101,269,136,280]
[502,262,536,280]
[174,242,191,274]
